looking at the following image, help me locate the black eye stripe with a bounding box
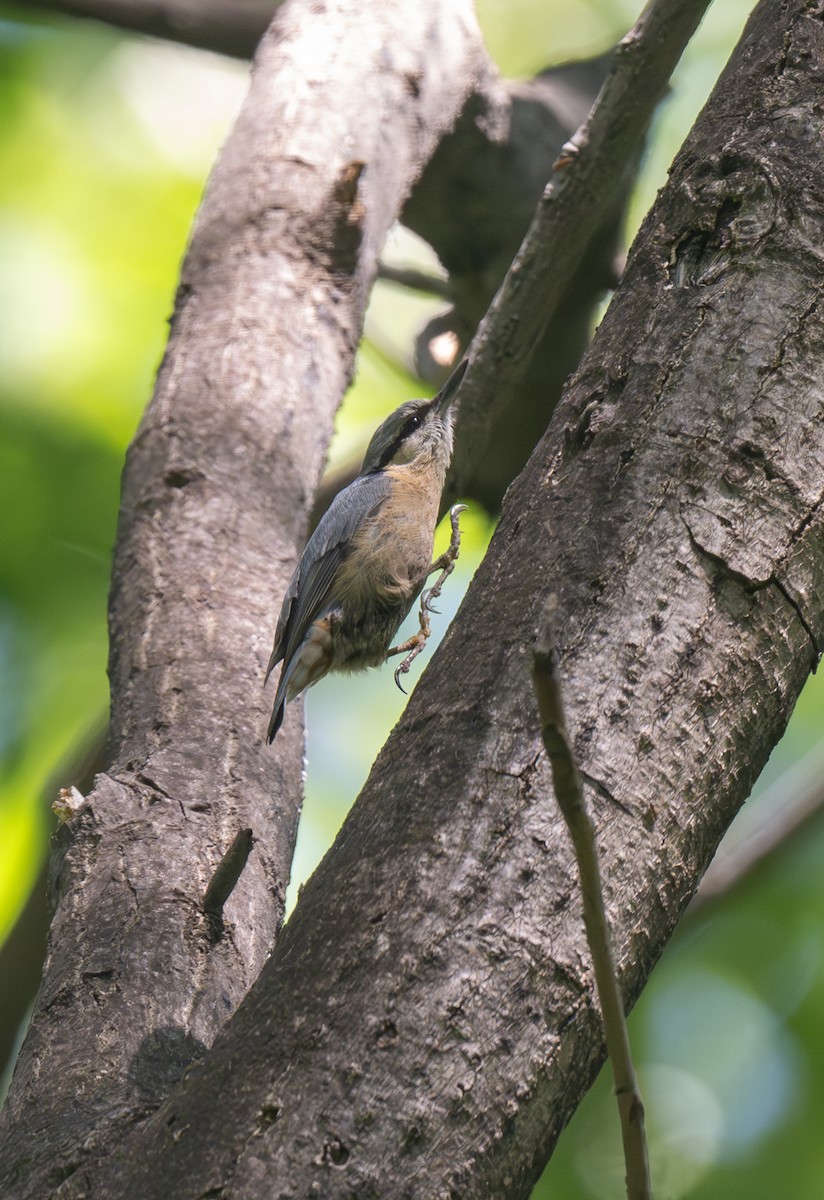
[373,405,430,471]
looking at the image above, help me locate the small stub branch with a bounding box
[531,600,653,1200]
[202,828,255,938]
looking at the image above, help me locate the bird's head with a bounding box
[361,359,468,477]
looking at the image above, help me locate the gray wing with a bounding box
[265,471,392,684]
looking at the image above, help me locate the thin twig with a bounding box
[377,262,452,299]
[450,0,713,498]
[532,602,652,1200]
[690,740,824,914]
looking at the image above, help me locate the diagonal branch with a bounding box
[692,741,824,912]
[446,0,714,503]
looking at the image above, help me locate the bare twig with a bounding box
[377,262,451,299]
[691,740,824,913]
[532,602,652,1200]
[449,0,714,499]
[16,0,279,59]
[388,504,467,691]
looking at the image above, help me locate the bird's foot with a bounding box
[387,606,432,693]
[391,632,429,694]
[424,504,468,606]
[386,504,468,693]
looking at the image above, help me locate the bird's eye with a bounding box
[405,413,422,434]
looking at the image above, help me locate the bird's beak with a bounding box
[434,357,469,416]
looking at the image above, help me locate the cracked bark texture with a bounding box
[441,0,714,513]
[0,0,489,1194]
[36,0,824,1197]
[403,53,627,512]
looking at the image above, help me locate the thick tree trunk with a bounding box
[38,0,824,1197]
[0,1,489,1194]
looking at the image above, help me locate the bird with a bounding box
[265,358,468,742]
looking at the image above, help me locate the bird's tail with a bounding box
[267,700,285,743]
[266,656,301,743]
[267,673,289,743]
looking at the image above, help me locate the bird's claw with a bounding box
[393,634,427,693]
[421,588,440,614]
[386,503,468,692]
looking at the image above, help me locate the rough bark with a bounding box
[404,54,626,512]
[443,0,713,511]
[0,1,489,1194]
[47,0,824,1197]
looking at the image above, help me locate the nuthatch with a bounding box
[265,358,468,742]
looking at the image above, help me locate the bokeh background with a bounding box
[1,0,823,1195]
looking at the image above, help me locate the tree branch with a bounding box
[692,741,824,912]
[445,0,714,505]
[376,261,451,299]
[54,1,824,1197]
[9,0,278,59]
[0,1,491,1194]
